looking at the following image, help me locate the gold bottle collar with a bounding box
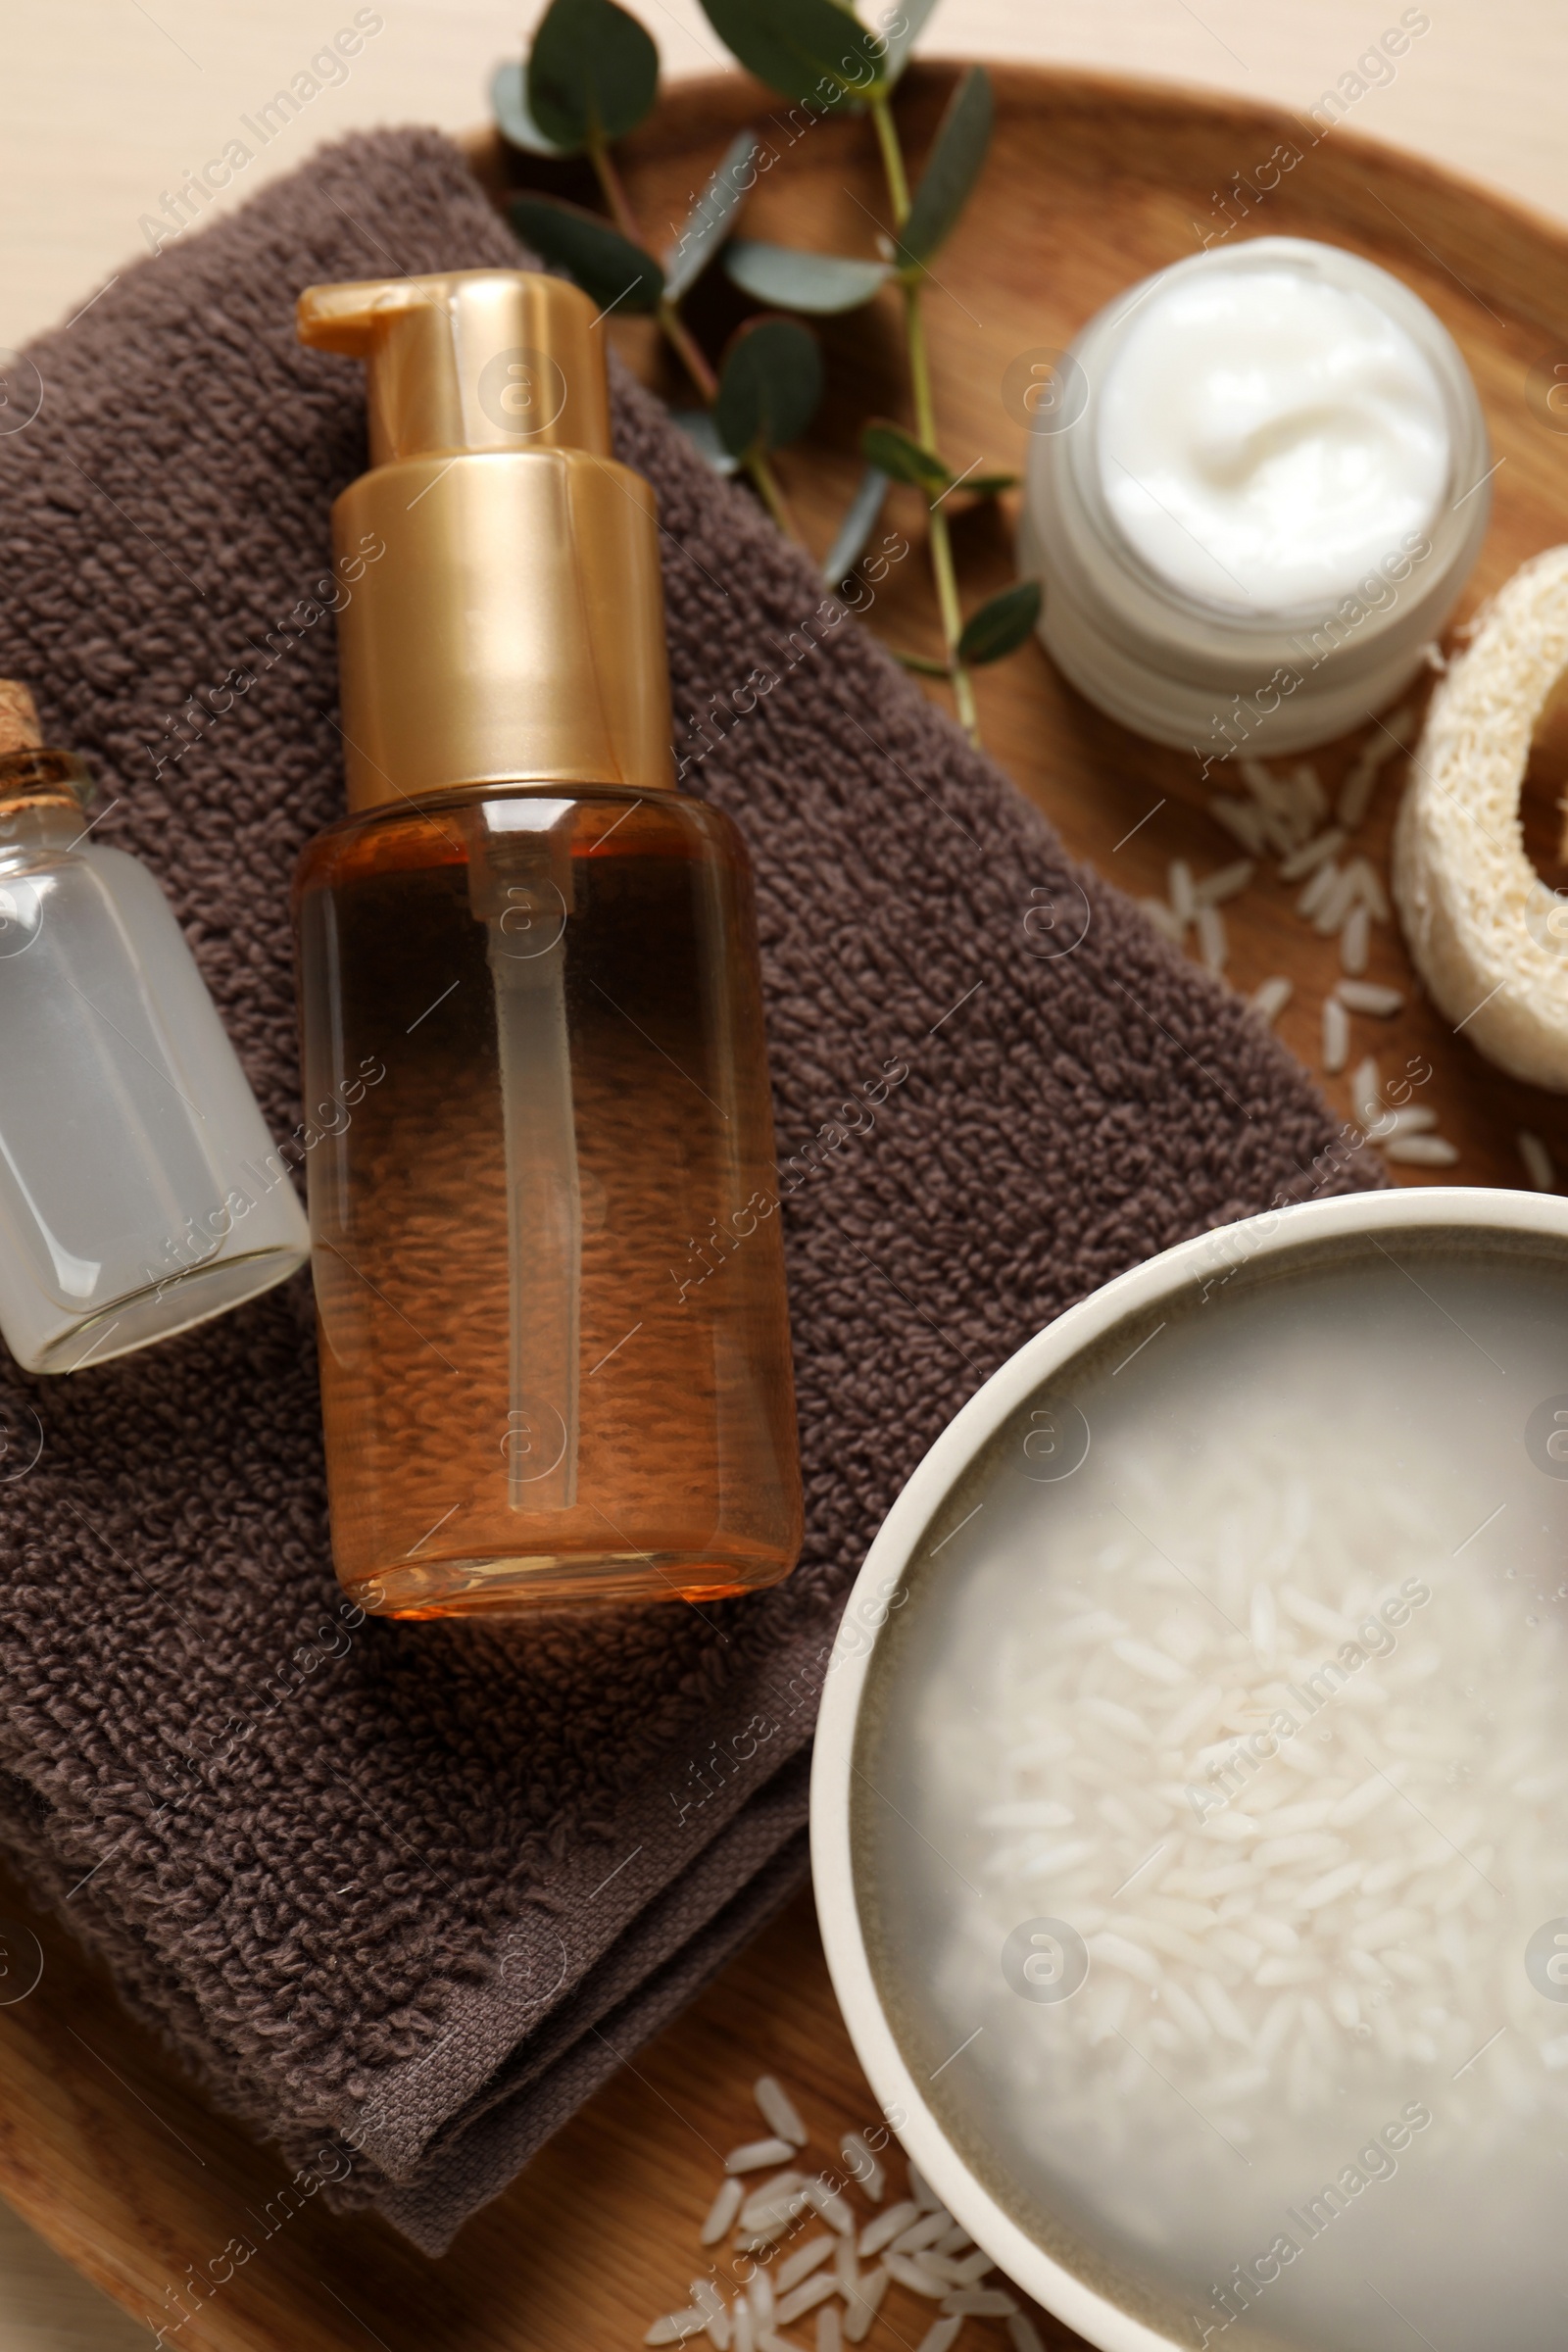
[298,270,674,813]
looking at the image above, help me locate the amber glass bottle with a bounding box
[293,270,802,1615]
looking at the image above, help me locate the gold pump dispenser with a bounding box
[297,269,675,812]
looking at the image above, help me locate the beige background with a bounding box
[4,0,1568,347]
[0,0,1562,2341]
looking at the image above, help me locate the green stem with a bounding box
[894,649,953,678]
[870,91,910,223]
[660,301,718,403]
[747,449,799,540]
[589,129,716,403]
[869,95,979,744]
[586,127,642,244]
[590,125,808,543]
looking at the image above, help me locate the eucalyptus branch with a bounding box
[869,91,979,744]
[584,125,801,539]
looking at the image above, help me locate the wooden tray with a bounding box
[8,62,1568,2352]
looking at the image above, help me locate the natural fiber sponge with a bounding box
[1393,544,1568,1090]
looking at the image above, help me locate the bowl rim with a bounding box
[808,1183,1568,2352]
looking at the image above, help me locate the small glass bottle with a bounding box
[0,682,310,1372]
[293,270,803,1616]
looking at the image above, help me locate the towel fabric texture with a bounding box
[0,127,1380,2251]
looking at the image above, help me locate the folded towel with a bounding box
[0,126,1380,2252]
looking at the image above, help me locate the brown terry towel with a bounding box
[0,128,1381,2252]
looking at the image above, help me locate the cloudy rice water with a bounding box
[854,1234,1568,2352]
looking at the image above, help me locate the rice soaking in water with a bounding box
[853,1231,1568,2352]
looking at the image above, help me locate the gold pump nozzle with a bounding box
[297,269,674,812]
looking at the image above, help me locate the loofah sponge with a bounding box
[1393,545,1568,1090]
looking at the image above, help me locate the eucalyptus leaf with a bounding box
[820,464,891,584]
[490,61,571,157]
[509,196,665,313]
[962,470,1019,497]
[898,65,994,270]
[956,578,1042,666]
[528,0,660,150]
[725,240,891,315]
[860,417,951,495]
[715,317,823,458]
[871,0,940,87]
[663,131,761,302]
[669,409,742,476]
[698,0,883,107]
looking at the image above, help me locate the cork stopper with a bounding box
[0,682,42,758]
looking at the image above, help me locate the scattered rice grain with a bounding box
[726,2138,796,2174]
[839,2132,884,2201]
[702,2178,744,2244]
[1279,828,1346,882]
[1384,1135,1460,1166]
[915,2321,962,2352]
[859,2200,919,2257]
[753,2077,808,2146]
[1251,975,1293,1023]
[1322,996,1349,1073]
[775,2274,838,2328]
[1338,979,1403,1015]
[1518,1130,1556,1193]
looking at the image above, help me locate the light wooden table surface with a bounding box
[4,2,1568,349]
[3,8,1567,2348]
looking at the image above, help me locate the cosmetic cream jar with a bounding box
[1016,237,1492,757]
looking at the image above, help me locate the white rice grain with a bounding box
[886,2254,947,2297]
[702,2178,744,2244]
[1195,858,1254,906]
[776,2236,834,2295]
[1279,828,1346,882]
[1314,866,1360,935]
[942,2287,1020,2317]
[858,2200,919,2257]
[1250,975,1293,1024]
[1352,1054,1383,1128]
[1322,996,1349,1073]
[803,2178,856,2234]
[839,2132,884,2201]
[1338,979,1403,1015]
[726,2138,796,2174]
[892,2210,951,2256]
[816,2308,842,2352]
[1341,903,1371,975]
[1210,796,1267,855]
[1518,1130,1556,1193]
[1168,859,1196,923]
[692,2280,729,2350]
[1344,856,1390,919]
[775,2275,837,2328]
[842,2267,889,2343]
[915,2321,962,2352]
[647,2311,708,2346]
[1197,904,1228,973]
[1384,1135,1460,1166]
[1298,860,1342,920]
[753,2077,808,2146]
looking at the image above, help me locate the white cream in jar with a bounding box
[1019,237,1491,755]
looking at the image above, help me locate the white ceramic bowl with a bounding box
[809,1184,1568,2352]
